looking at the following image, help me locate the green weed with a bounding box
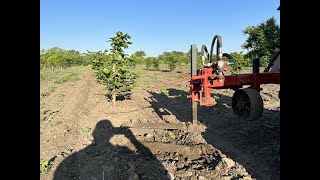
[160,88,169,96]
[81,124,92,134]
[40,86,55,97]
[40,160,51,173]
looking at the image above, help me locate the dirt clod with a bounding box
[222,157,235,168]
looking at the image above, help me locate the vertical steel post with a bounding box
[191,44,198,124]
[253,58,260,73]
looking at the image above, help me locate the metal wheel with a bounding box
[232,88,263,121]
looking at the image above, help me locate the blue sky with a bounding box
[40,0,280,57]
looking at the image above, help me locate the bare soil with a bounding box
[40,66,279,180]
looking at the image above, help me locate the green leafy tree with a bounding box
[145,57,153,69]
[128,54,138,68]
[180,54,189,65]
[40,50,48,69]
[229,52,250,74]
[108,31,132,58]
[134,50,146,58]
[84,50,109,81]
[242,17,280,66]
[40,47,86,70]
[106,31,138,105]
[167,53,179,71]
[66,50,83,66]
[128,53,145,68]
[46,53,59,71]
[158,52,179,71]
[44,47,64,71]
[151,57,159,70]
[171,51,184,56]
[172,51,188,66]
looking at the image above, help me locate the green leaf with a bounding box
[114,54,122,60]
[43,160,49,166]
[103,68,110,74]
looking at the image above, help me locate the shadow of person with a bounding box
[53,119,169,180]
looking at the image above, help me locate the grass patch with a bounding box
[135,70,144,75]
[40,85,55,98]
[58,92,65,98]
[81,124,92,134]
[53,71,79,84]
[40,66,83,84]
[143,81,150,86]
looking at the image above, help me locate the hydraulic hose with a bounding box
[209,35,222,63]
[201,44,211,66]
[222,53,235,65]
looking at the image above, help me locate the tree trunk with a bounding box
[112,63,116,106]
[51,66,54,71]
[112,63,116,72]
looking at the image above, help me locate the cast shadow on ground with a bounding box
[53,119,170,180]
[105,93,131,101]
[146,88,280,180]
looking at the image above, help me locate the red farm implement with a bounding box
[121,35,280,132]
[188,35,280,124]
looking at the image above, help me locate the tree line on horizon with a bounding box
[41,17,279,73]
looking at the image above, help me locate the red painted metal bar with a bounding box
[191,72,280,88]
[189,68,280,106]
[211,73,280,89]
